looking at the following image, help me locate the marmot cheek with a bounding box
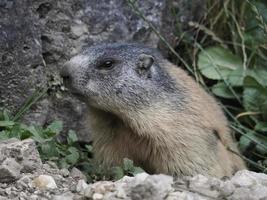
[86,81,99,94]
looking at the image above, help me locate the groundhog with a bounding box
[61,43,246,178]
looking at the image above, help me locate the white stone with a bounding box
[32,175,57,190]
[230,187,256,200]
[92,193,104,200]
[219,180,235,196]
[134,172,149,183]
[231,170,259,187]
[76,179,89,193]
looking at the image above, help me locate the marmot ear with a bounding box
[137,54,154,77]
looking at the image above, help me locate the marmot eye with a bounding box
[97,60,115,70]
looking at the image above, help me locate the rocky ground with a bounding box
[0,139,267,200]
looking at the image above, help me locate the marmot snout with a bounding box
[61,43,246,177]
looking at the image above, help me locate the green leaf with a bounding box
[112,167,125,180]
[198,46,243,80]
[123,158,134,171]
[9,124,22,139]
[243,76,267,114]
[247,67,267,87]
[261,99,267,122]
[85,145,93,152]
[26,126,45,143]
[59,159,70,169]
[67,130,78,144]
[45,121,63,137]
[65,147,79,165]
[40,141,59,158]
[0,121,15,127]
[211,82,236,99]
[0,131,10,140]
[227,68,245,87]
[0,109,11,121]
[132,167,144,175]
[255,122,267,132]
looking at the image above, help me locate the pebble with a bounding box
[60,168,70,177]
[32,175,57,190]
[76,179,89,193]
[92,193,104,200]
[70,167,86,180]
[0,158,21,183]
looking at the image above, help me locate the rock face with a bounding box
[0,138,267,200]
[0,0,48,126]
[0,0,206,141]
[0,138,42,184]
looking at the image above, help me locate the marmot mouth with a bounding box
[65,87,87,102]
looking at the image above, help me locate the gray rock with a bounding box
[53,191,75,200]
[16,175,33,190]
[0,158,21,183]
[0,139,42,173]
[230,187,256,200]
[60,168,70,178]
[130,174,173,200]
[188,175,221,198]
[231,170,267,187]
[76,179,88,193]
[0,0,48,125]
[70,167,86,181]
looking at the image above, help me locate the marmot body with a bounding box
[61,43,246,177]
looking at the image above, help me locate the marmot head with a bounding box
[61,43,182,113]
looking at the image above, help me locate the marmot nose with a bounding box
[60,62,72,87]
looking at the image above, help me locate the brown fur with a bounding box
[88,60,246,178]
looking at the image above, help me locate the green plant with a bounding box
[195,0,267,171]
[112,158,144,180]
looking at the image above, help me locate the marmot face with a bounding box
[61,43,181,113]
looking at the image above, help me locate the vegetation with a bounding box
[180,0,267,172]
[0,0,267,181]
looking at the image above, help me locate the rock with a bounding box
[0,196,7,200]
[230,187,256,200]
[231,170,267,187]
[0,0,47,125]
[16,175,33,190]
[0,158,21,183]
[32,175,57,190]
[60,168,70,177]
[219,180,235,197]
[0,139,42,173]
[70,167,86,180]
[130,174,173,200]
[53,191,75,200]
[76,179,88,193]
[188,175,220,198]
[92,193,104,200]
